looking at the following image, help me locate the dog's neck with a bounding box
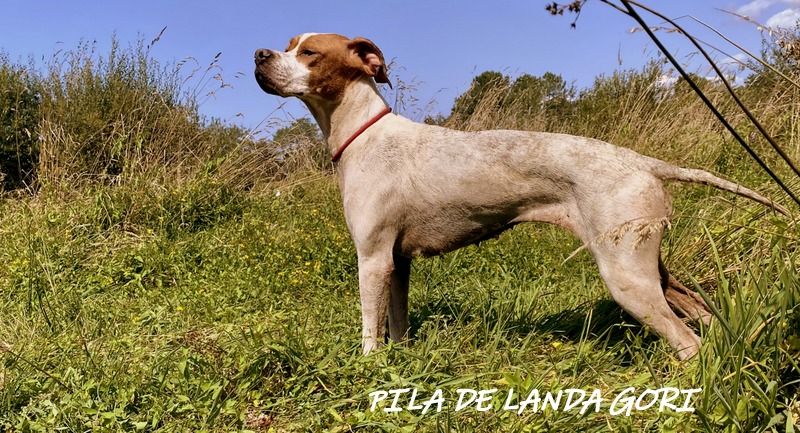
[302,77,390,158]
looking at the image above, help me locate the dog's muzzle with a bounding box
[254,48,280,95]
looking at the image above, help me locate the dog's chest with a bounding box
[397,210,517,257]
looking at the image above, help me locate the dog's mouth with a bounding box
[254,69,280,96]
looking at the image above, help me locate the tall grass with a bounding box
[0,33,798,432]
[0,54,41,190]
[442,59,800,432]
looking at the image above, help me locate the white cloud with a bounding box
[653,74,677,101]
[766,8,800,28]
[733,52,750,62]
[738,0,777,16]
[736,0,800,17]
[720,52,749,65]
[655,74,678,89]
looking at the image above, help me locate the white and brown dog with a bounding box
[254,33,787,360]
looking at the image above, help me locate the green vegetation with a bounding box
[0,34,798,432]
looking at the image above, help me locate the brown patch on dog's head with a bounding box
[295,34,391,100]
[254,33,391,102]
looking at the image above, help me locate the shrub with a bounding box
[0,55,41,190]
[36,39,220,185]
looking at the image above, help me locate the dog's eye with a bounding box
[300,49,317,56]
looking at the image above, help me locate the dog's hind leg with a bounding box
[591,233,701,360]
[579,174,701,360]
[388,254,411,342]
[658,258,712,326]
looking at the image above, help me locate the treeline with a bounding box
[437,48,798,139]
[1,32,798,194]
[419,35,800,192]
[0,40,278,193]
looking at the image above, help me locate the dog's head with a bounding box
[254,33,390,102]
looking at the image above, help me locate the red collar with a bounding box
[331,106,392,162]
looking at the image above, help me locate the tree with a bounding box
[507,72,573,121]
[450,71,510,120]
[272,118,320,146]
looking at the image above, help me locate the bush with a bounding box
[36,39,226,185]
[0,55,41,190]
[0,28,798,433]
[0,39,285,194]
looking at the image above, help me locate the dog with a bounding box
[254,33,788,360]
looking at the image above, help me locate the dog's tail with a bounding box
[651,162,790,216]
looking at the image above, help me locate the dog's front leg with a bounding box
[388,255,411,342]
[358,253,394,354]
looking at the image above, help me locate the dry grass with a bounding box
[0,31,798,432]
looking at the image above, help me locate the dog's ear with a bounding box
[348,37,392,88]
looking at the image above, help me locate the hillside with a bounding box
[0,38,798,432]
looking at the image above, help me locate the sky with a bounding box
[2,1,799,137]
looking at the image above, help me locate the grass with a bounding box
[1,176,797,432]
[1,35,799,432]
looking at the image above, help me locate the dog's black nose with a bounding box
[254,49,273,63]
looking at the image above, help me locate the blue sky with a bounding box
[2,1,798,136]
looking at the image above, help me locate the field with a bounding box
[0,38,799,432]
